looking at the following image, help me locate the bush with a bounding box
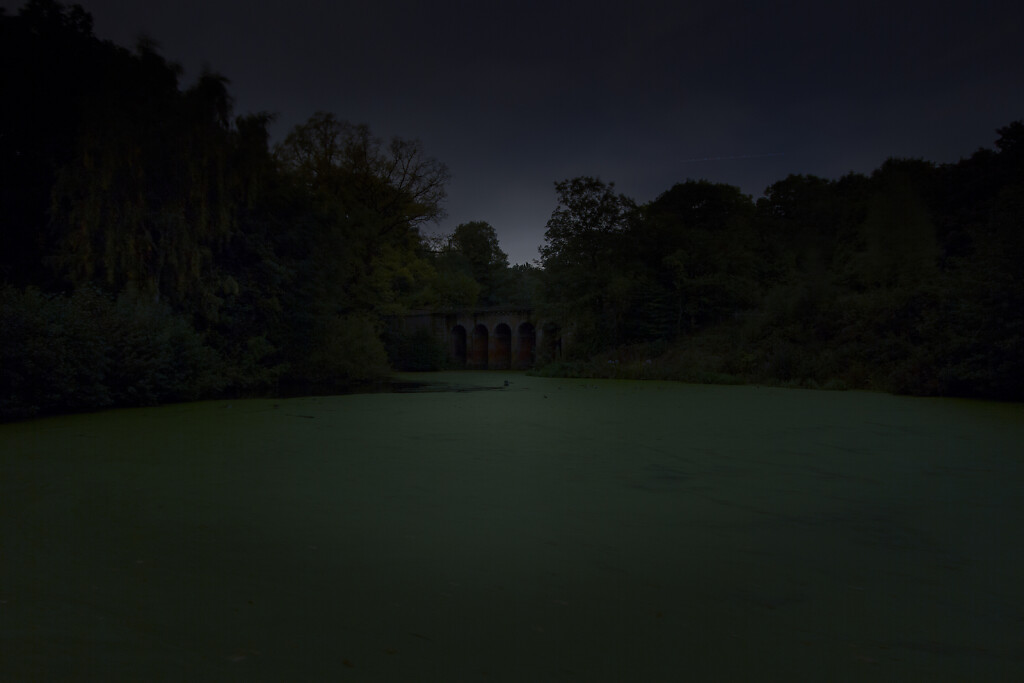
[1,286,222,420]
[215,335,288,395]
[384,327,446,371]
[1,287,103,418]
[298,313,391,386]
[103,294,224,405]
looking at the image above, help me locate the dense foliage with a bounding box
[0,1,457,417]
[0,287,222,419]
[2,1,1021,419]
[0,1,540,419]
[536,128,1024,400]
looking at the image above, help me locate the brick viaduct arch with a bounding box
[398,308,565,370]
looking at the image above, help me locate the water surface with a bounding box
[2,372,1022,680]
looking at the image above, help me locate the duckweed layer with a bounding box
[2,372,1023,681]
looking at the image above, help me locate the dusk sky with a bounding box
[7,0,1023,264]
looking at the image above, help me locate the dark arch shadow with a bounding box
[493,323,512,370]
[471,324,489,369]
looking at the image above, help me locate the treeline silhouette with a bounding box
[534,138,1024,399]
[0,1,441,418]
[1,1,1021,419]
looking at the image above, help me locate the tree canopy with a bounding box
[534,138,1024,399]
[2,0,1023,419]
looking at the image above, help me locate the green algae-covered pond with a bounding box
[2,372,1023,681]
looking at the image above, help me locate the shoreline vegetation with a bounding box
[528,317,943,395]
[2,1,1023,421]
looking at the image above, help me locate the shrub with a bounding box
[384,327,446,371]
[215,335,288,395]
[0,286,222,420]
[1,287,117,418]
[104,293,224,405]
[299,313,391,386]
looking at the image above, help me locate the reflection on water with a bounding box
[272,376,510,398]
[387,380,505,393]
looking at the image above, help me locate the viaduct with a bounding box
[396,308,564,370]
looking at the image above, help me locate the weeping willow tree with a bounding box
[50,45,239,321]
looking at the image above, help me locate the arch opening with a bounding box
[516,322,536,368]
[471,324,489,369]
[493,323,512,370]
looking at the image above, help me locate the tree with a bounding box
[539,177,636,350]
[0,0,108,287]
[757,174,843,276]
[274,111,448,234]
[505,263,542,308]
[540,177,634,270]
[636,181,759,333]
[931,123,1024,398]
[854,158,939,288]
[273,111,449,315]
[50,63,239,316]
[449,221,508,277]
[446,221,509,306]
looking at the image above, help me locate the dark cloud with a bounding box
[5,0,1023,263]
